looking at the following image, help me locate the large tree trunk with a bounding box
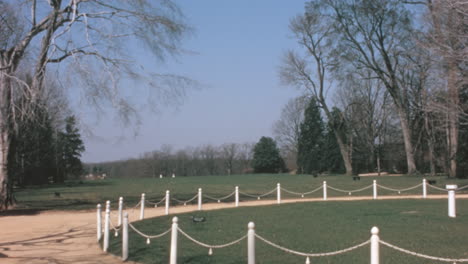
[334,131,353,176]
[0,68,14,209]
[396,106,417,174]
[447,62,459,178]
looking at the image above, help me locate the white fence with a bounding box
[121,179,467,221]
[100,212,468,264]
[96,179,468,263]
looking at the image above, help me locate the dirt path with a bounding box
[1,194,467,263]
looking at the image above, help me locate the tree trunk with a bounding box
[0,68,14,209]
[396,106,417,174]
[447,62,459,178]
[333,130,353,176]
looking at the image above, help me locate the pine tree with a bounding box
[297,98,325,174]
[252,137,286,173]
[57,116,85,180]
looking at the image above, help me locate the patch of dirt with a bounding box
[0,194,466,263]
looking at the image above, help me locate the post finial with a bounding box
[371,226,379,235]
[172,216,178,223]
[248,222,255,229]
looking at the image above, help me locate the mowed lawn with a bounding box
[108,199,468,264]
[13,174,468,210]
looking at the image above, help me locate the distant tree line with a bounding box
[86,143,256,178]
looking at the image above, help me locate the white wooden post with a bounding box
[122,212,129,261]
[323,181,327,201]
[172,173,175,178]
[103,200,110,252]
[235,186,239,207]
[248,222,255,264]
[198,188,202,211]
[422,179,427,198]
[169,217,179,264]
[370,227,379,264]
[97,204,102,242]
[140,193,145,220]
[118,197,123,226]
[160,174,163,178]
[447,184,457,218]
[373,180,377,200]
[165,190,170,215]
[277,183,281,204]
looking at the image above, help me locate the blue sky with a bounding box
[81,1,308,162]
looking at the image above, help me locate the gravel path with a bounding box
[1,194,466,263]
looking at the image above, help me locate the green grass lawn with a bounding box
[108,199,468,264]
[13,174,468,210]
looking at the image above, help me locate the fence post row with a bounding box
[373,180,377,200]
[277,183,281,204]
[370,226,379,264]
[140,193,145,220]
[323,181,327,201]
[422,179,427,199]
[97,204,102,242]
[103,200,110,252]
[447,184,457,218]
[235,186,239,207]
[118,197,123,226]
[122,212,129,261]
[165,190,170,215]
[198,188,202,211]
[169,217,179,264]
[248,222,256,264]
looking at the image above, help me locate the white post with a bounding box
[169,217,179,264]
[103,200,110,252]
[235,186,239,207]
[323,181,327,201]
[447,184,457,218]
[118,197,123,226]
[370,227,379,264]
[198,188,202,211]
[140,193,145,220]
[248,222,255,264]
[165,190,170,215]
[373,180,377,200]
[422,179,427,199]
[97,204,102,242]
[277,183,281,204]
[122,212,129,261]
[172,173,175,178]
[160,174,163,178]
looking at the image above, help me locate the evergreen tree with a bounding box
[252,137,286,173]
[57,116,85,180]
[297,98,325,174]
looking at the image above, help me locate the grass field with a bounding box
[13,174,468,210]
[108,199,468,264]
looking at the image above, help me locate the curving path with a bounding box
[1,194,467,263]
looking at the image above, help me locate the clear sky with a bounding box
[81,1,308,163]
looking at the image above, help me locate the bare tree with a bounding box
[318,0,420,174]
[272,96,308,170]
[279,11,354,175]
[220,143,239,175]
[0,0,192,209]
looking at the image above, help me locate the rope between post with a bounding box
[146,196,166,205]
[327,184,373,193]
[204,191,236,201]
[255,234,370,257]
[380,240,468,262]
[177,227,247,249]
[128,223,172,239]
